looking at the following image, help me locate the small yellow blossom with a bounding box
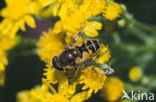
[17,78,91,102]
[79,66,107,94]
[129,66,143,82]
[96,44,111,64]
[37,28,65,63]
[59,0,84,42]
[51,0,81,16]
[0,0,39,37]
[51,21,64,34]
[84,21,102,37]
[101,77,125,102]
[43,64,67,84]
[44,64,107,95]
[16,90,32,102]
[79,0,106,19]
[0,35,17,50]
[103,2,121,20]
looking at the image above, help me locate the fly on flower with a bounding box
[52,28,114,75]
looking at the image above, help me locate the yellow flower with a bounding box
[17,78,91,102]
[59,0,84,42]
[51,0,81,16]
[84,21,102,37]
[79,66,107,94]
[0,35,17,50]
[129,66,143,82]
[0,0,39,37]
[95,44,111,64]
[51,21,64,34]
[44,64,107,95]
[79,0,106,19]
[103,2,121,20]
[16,90,33,102]
[101,77,125,102]
[43,64,67,84]
[37,28,65,63]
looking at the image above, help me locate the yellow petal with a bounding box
[84,21,102,37]
[2,21,13,35]
[52,3,60,16]
[19,19,26,31]
[10,23,19,38]
[24,15,36,28]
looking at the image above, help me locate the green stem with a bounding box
[134,20,156,33]
[114,43,156,53]
[126,25,152,45]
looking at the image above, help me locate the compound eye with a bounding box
[52,56,64,71]
[59,51,74,66]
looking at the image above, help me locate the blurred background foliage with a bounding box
[0,0,156,102]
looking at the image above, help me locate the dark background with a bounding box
[0,0,156,102]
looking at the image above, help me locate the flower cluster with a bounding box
[17,78,91,102]
[0,0,53,86]
[47,0,121,43]
[0,0,122,101]
[36,0,121,101]
[38,28,109,95]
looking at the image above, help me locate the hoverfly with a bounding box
[52,28,114,75]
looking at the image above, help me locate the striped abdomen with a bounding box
[76,40,101,59]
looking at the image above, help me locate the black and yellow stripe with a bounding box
[76,40,101,58]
